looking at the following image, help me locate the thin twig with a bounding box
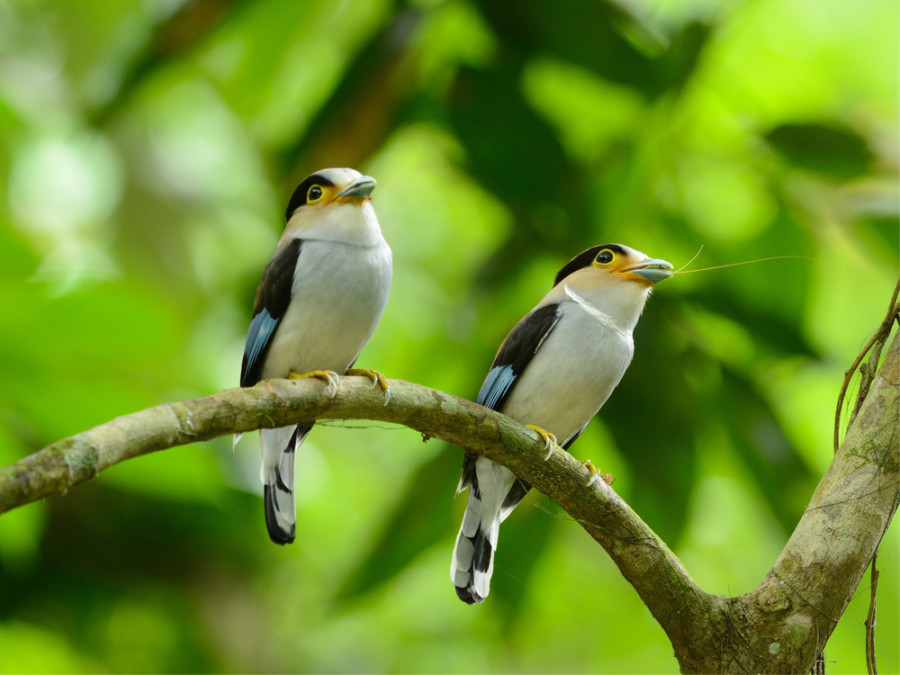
[865,552,880,675]
[830,276,898,675]
[833,276,900,454]
[810,650,826,674]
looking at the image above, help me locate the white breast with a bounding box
[261,238,392,379]
[499,300,634,446]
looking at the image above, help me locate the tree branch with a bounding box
[736,330,899,674]
[0,332,896,673]
[0,372,710,661]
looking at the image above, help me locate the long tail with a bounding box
[451,491,500,604]
[450,457,528,604]
[260,424,312,544]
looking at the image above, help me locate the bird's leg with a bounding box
[347,368,391,406]
[525,424,557,460]
[582,459,614,487]
[288,370,340,397]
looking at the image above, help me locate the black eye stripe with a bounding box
[554,244,626,285]
[285,172,337,221]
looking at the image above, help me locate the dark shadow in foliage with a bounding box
[720,369,816,531]
[453,0,711,287]
[487,493,556,629]
[600,299,699,543]
[447,58,588,267]
[277,7,425,187]
[867,215,900,254]
[475,0,711,99]
[0,481,263,671]
[765,122,875,180]
[337,442,556,628]
[88,0,249,124]
[337,448,458,601]
[676,206,820,526]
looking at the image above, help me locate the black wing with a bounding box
[460,303,563,522]
[240,238,303,387]
[476,302,561,412]
[459,303,561,493]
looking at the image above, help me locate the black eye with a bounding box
[307,185,323,202]
[596,249,615,264]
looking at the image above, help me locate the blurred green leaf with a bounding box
[337,448,458,601]
[764,122,875,179]
[602,303,699,542]
[487,493,557,629]
[720,370,816,530]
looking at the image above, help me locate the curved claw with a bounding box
[583,458,601,486]
[288,369,340,397]
[582,459,614,487]
[525,424,557,460]
[347,368,391,406]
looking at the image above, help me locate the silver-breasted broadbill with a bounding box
[240,168,392,544]
[451,244,672,603]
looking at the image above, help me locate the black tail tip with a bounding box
[267,526,295,545]
[455,586,484,605]
[263,485,296,545]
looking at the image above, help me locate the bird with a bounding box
[239,167,392,545]
[450,243,673,604]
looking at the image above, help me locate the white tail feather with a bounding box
[450,458,518,603]
[260,426,299,544]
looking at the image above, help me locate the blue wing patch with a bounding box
[240,238,303,387]
[241,309,280,387]
[477,364,516,409]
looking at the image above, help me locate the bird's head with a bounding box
[283,168,382,243]
[554,244,674,288]
[552,244,673,329]
[285,168,375,220]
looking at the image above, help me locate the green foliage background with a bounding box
[0,0,897,672]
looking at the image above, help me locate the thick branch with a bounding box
[0,375,706,653]
[706,331,899,674]
[0,331,896,673]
